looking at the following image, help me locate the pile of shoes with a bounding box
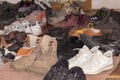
[0,0,120,80]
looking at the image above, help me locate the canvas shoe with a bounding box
[68,45,99,69]
[80,50,114,74]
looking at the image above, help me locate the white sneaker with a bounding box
[68,45,99,69]
[80,50,114,75]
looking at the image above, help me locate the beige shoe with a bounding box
[28,37,58,75]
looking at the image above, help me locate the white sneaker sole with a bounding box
[85,64,114,75]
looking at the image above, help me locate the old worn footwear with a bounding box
[57,36,84,60]
[80,34,120,56]
[43,59,69,80]
[3,48,16,61]
[40,35,56,54]
[69,23,102,37]
[90,7,112,25]
[63,67,86,80]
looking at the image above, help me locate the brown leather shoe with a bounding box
[69,23,102,37]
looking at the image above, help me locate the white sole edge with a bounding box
[85,64,114,75]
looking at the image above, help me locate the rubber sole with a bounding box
[85,64,114,75]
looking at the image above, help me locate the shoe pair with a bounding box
[69,45,114,75]
[44,59,86,80]
[0,1,17,26]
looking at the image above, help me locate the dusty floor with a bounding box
[0,62,44,80]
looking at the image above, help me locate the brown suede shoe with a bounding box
[28,37,58,75]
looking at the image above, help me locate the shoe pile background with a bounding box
[0,0,120,80]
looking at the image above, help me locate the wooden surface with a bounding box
[107,63,120,80]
